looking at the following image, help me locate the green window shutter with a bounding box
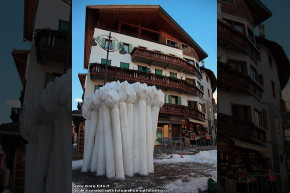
[146,68,150,73]
[164,95,166,103]
[119,42,124,51]
[138,66,143,71]
[170,72,177,78]
[168,95,172,104]
[101,59,111,66]
[155,69,162,75]
[129,44,134,53]
[178,96,182,105]
[120,62,129,69]
[59,20,69,32]
[100,38,106,48]
[111,40,116,50]
[94,85,99,91]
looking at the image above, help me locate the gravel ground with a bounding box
[72,162,215,193]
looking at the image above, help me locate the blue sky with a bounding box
[72,0,217,110]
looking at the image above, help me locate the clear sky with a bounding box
[72,0,217,110]
[0,2,31,124]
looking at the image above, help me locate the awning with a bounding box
[234,139,271,153]
[187,117,207,126]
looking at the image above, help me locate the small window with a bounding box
[138,65,150,73]
[101,59,111,66]
[104,39,115,50]
[122,43,129,53]
[206,75,209,83]
[168,95,181,105]
[250,66,258,81]
[208,89,210,98]
[120,62,129,69]
[170,72,177,78]
[198,103,203,112]
[181,44,189,50]
[196,81,201,89]
[155,69,162,75]
[184,58,194,65]
[58,20,69,32]
[254,109,262,127]
[271,81,276,98]
[166,39,178,48]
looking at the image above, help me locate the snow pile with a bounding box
[72,160,83,170]
[81,81,164,179]
[154,150,217,165]
[20,69,71,193]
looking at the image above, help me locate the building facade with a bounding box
[218,0,290,192]
[76,5,216,151]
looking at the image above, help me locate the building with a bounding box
[75,5,216,155]
[0,0,71,192]
[217,0,290,192]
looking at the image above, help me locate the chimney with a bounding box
[201,61,205,67]
[259,24,265,38]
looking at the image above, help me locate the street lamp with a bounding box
[90,32,127,85]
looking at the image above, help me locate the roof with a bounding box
[12,50,30,85]
[84,5,208,68]
[256,37,290,90]
[78,73,86,90]
[244,0,272,25]
[200,66,217,92]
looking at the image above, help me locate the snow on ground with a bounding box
[154,150,217,165]
[164,177,210,193]
[72,159,83,170]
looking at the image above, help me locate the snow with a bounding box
[72,160,83,170]
[164,177,210,193]
[154,150,217,165]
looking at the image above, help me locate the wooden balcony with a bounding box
[131,47,202,79]
[218,62,263,99]
[90,63,203,98]
[218,20,260,63]
[218,113,266,146]
[160,103,205,121]
[35,29,71,64]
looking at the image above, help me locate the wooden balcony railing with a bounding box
[89,63,203,98]
[218,113,266,146]
[35,29,70,63]
[218,62,263,99]
[160,103,205,121]
[218,20,260,63]
[131,47,202,79]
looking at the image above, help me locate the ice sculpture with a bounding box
[20,69,71,193]
[81,81,165,179]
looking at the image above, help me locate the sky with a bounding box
[72,0,217,110]
[0,2,31,124]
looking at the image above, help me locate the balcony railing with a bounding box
[160,103,205,121]
[131,47,202,79]
[218,62,263,99]
[218,20,260,63]
[90,63,203,98]
[35,29,70,63]
[218,113,266,146]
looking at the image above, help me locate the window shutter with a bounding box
[129,44,134,53]
[59,20,69,32]
[168,95,172,104]
[178,96,182,105]
[120,62,129,69]
[119,42,124,51]
[146,68,150,73]
[138,66,142,71]
[100,38,106,48]
[111,40,116,50]
[164,94,166,103]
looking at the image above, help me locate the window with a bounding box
[168,95,181,105]
[170,72,177,78]
[44,72,61,88]
[206,75,209,83]
[184,58,195,65]
[185,78,195,86]
[271,81,276,98]
[188,100,197,109]
[275,117,280,134]
[198,103,203,112]
[120,62,129,69]
[208,89,210,98]
[138,65,150,73]
[58,20,69,32]
[181,44,189,50]
[196,81,201,89]
[101,59,111,66]
[232,104,251,121]
[94,85,102,91]
[227,59,247,75]
[254,110,262,127]
[250,66,258,81]
[122,43,129,53]
[166,39,178,48]
[223,18,245,33]
[155,69,162,75]
[105,39,113,50]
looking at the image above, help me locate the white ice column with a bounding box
[137,83,149,176]
[151,90,165,145]
[118,81,133,177]
[96,106,106,176]
[132,89,139,174]
[105,86,125,180]
[146,86,157,173]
